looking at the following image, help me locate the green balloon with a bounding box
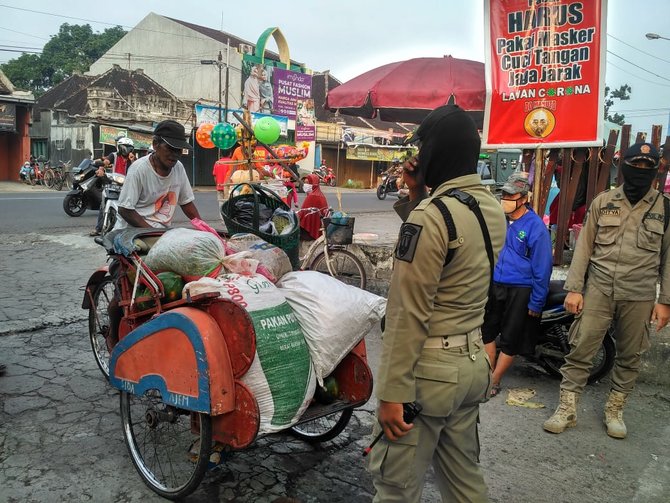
[210,122,237,149]
[254,116,281,144]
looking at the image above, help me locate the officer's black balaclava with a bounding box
[412,105,480,192]
[621,163,657,205]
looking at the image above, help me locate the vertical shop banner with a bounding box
[295,99,316,141]
[483,0,607,147]
[0,103,16,132]
[273,69,312,119]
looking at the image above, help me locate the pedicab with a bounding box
[82,228,374,500]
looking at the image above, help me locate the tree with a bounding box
[0,23,126,95]
[604,84,632,126]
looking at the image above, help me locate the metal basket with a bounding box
[323,216,355,245]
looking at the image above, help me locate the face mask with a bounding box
[304,184,313,193]
[621,164,657,204]
[501,197,524,215]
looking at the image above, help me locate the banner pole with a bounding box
[533,147,543,214]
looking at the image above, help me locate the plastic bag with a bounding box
[277,271,386,385]
[227,233,292,282]
[230,200,273,229]
[144,228,226,279]
[221,251,259,276]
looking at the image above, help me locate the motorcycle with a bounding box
[376,173,400,200]
[533,279,615,383]
[62,159,104,217]
[314,166,336,186]
[100,172,125,235]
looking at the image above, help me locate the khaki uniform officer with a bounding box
[367,105,506,503]
[544,143,670,439]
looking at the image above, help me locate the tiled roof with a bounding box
[35,74,95,111]
[90,66,176,100]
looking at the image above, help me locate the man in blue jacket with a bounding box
[482,172,553,396]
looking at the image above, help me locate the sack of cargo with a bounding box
[277,271,386,385]
[183,274,315,435]
[227,233,292,282]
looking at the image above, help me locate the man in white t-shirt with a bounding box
[116,120,201,229]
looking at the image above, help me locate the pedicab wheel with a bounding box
[289,407,354,443]
[120,389,212,500]
[43,169,55,189]
[88,277,115,379]
[310,249,367,290]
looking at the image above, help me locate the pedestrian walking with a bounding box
[367,104,507,502]
[543,143,670,439]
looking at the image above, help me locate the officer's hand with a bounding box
[651,303,670,330]
[402,156,426,201]
[528,309,542,318]
[95,167,105,177]
[377,400,413,441]
[564,292,584,314]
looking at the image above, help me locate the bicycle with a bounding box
[43,160,71,191]
[297,207,367,289]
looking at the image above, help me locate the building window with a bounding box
[76,139,85,150]
[54,139,64,150]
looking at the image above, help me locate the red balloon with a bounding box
[196,123,215,149]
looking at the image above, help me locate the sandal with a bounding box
[489,383,502,398]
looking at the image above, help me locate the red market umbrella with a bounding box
[325,55,485,126]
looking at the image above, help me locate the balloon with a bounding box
[195,123,215,149]
[210,122,237,150]
[254,116,281,144]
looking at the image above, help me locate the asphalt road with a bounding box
[0,187,397,234]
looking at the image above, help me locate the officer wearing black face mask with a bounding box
[544,142,670,440]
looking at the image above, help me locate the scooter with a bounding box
[534,280,615,383]
[376,173,400,200]
[315,166,336,186]
[99,173,125,235]
[62,160,104,217]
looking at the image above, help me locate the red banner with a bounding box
[483,0,606,148]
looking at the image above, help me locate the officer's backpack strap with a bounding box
[430,198,457,266]
[430,189,495,288]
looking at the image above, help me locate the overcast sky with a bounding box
[1,0,669,136]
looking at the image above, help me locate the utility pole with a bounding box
[224,39,230,120]
[217,50,223,123]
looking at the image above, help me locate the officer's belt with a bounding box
[423,328,482,349]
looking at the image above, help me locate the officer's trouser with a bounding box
[560,281,653,395]
[368,329,490,503]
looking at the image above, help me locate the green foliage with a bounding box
[343,179,364,189]
[604,84,632,126]
[1,23,126,95]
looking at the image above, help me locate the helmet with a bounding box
[117,136,135,156]
[392,158,400,164]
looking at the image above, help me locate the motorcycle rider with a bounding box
[89,137,135,236]
[481,172,553,397]
[378,158,403,195]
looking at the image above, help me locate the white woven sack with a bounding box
[277,271,386,385]
[183,273,315,435]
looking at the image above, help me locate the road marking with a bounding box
[0,196,65,201]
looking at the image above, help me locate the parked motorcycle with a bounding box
[376,173,400,200]
[62,160,104,217]
[100,172,125,235]
[314,166,336,186]
[533,280,615,383]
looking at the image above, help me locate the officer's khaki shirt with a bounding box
[376,175,507,403]
[564,186,670,303]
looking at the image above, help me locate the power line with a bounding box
[607,50,670,81]
[607,33,670,65]
[606,60,670,88]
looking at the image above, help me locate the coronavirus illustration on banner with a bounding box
[483,0,607,148]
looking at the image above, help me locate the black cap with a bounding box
[623,142,659,166]
[154,120,192,150]
[403,105,466,145]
